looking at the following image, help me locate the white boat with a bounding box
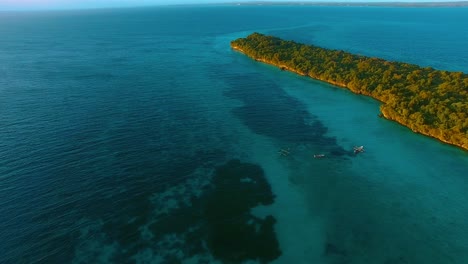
[278,148,290,156]
[353,146,364,154]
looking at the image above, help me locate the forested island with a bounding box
[231,33,468,150]
[230,2,468,7]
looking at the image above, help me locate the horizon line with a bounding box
[1,1,467,12]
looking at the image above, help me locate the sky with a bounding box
[0,0,460,11]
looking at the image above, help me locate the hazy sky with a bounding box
[0,0,459,11]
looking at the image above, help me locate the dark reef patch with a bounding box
[87,156,281,263]
[66,145,228,262]
[149,159,281,263]
[324,243,347,257]
[224,73,324,144]
[220,71,351,157]
[204,159,280,263]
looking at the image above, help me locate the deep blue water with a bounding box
[0,5,468,264]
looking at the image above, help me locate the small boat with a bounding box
[353,146,364,154]
[278,148,290,156]
[314,154,325,158]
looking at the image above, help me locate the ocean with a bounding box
[0,5,467,264]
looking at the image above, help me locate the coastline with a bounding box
[225,1,468,8]
[231,45,468,152]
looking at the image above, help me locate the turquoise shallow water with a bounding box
[0,5,467,264]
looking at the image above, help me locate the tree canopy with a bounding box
[231,33,468,150]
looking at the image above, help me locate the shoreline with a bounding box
[231,45,468,152]
[225,1,468,8]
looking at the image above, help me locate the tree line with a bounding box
[231,33,468,150]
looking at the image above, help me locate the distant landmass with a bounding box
[231,33,468,150]
[227,1,468,7]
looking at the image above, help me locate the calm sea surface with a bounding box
[1,5,467,264]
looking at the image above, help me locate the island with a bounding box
[231,33,468,150]
[228,1,468,7]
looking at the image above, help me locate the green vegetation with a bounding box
[231,33,468,150]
